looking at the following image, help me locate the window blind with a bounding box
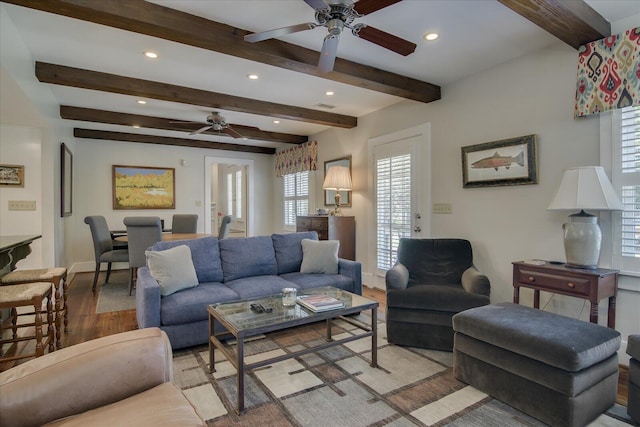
[283,171,309,227]
[376,154,411,270]
[620,106,640,263]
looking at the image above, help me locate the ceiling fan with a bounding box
[244,0,416,73]
[174,112,250,138]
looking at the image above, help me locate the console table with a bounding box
[0,235,42,278]
[512,261,618,328]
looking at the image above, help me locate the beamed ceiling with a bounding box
[1,0,635,153]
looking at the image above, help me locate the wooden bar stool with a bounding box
[0,282,54,364]
[1,268,67,349]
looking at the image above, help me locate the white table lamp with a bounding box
[547,166,622,269]
[323,165,352,216]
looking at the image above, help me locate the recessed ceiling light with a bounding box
[247,74,259,80]
[144,51,158,59]
[325,91,334,96]
[133,125,141,128]
[137,100,147,104]
[424,33,439,41]
[273,120,280,124]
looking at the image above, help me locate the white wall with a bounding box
[310,40,639,360]
[70,139,275,273]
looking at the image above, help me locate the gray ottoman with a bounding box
[452,302,621,427]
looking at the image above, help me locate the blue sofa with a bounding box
[136,232,362,349]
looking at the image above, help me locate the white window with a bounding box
[614,106,640,273]
[235,170,242,220]
[283,171,309,228]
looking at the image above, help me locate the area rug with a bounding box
[95,281,135,313]
[172,317,633,426]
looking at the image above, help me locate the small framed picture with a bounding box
[461,135,538,188]
[0,164,25,187]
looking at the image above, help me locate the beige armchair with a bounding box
[0,328,204,427]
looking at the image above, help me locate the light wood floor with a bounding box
[56,271,627,406]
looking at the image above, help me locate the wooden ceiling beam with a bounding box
[73,128,276,155]
[60,106,308,144]
[5,0,441,103]
[37,62,356,128]
[498,0,611,49]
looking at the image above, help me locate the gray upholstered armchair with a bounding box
[385,238,490,351]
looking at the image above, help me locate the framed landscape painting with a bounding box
[112,165,175,209]
[461,135,538,188]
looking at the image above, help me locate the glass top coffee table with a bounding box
[207,286,379,414]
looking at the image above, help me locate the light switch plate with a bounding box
[8,200,36,211]
[432,203,453,214]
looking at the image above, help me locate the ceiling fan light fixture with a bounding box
[424,33,439,41]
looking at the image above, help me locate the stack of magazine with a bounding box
[297,294,344,312]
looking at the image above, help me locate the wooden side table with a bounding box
[512,261,618,328]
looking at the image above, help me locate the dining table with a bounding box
[114,233,212,243]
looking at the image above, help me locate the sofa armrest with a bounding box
[461,266,490,297]
[386,262,409,291]
[136,266,162,329]
[0,328,172,427]
[338,258,362,295]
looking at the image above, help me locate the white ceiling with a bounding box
[2,0,639,149]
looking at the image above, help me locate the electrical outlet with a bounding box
[8,200,36,211]
[432,203,452,214]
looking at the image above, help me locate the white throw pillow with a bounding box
[145,245,199,296]
[300,239,340,274]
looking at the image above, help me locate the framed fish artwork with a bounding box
[461,135,538,188]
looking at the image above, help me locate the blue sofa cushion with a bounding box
[160,282,239,326]
[224,275,298,300]
[272,231,318,274]
[280,272,354,291]
[219,235,277,282]
[150,236,223,283]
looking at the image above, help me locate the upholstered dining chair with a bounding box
[123,216,162,295]
[84,216,130,292]
[171,214,198,233]
[218,215,233,239]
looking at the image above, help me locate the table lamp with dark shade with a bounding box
[323,165,352,216]
[547,166,622,269]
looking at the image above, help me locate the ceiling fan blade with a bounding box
[353,0,402,16]
[355,25,416,56]
[245,23,317,43]
[303,0,330,11]
[223,127,243,139]
[190,125,212,135]
[318,34,340,73]
[230,123,261,132]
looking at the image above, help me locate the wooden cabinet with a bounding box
[296,216,355,260]
[512,261,618,328]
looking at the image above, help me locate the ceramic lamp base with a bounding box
[562,210,601,270]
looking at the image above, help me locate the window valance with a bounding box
[275,141,318,177]
[575,27,640,117]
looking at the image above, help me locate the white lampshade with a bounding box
[547,166,622,269]
[547,166,622,211]
[323,166,352,191]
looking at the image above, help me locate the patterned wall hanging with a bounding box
[275,140,318,177]
[575,26,640,117]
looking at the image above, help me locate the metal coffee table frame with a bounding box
[208,286,379,414]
